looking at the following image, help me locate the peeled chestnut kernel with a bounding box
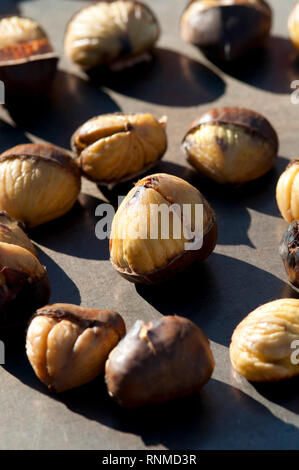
[0,143,81,228]
[110,173,217,284]
[71,113,167,186]
[105,315,214,408]
[26,304,126,393]
[279,221,299,288]
[0,16,58,99]
[230,299,299,382]
[288,3,299,51]
[181,0,272,62]
[64,1,160,71]
[276,160,299,223]
[183,107,278,184]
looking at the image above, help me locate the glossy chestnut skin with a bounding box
[105,315,215,408]
[0,143,81,228]
[183,107,278,184]
[276,160,299,223]
[181,0,272,61]
[110,173,217,284]
[26,304,126,393]
[0,16,58,100]
[279,220,299,288]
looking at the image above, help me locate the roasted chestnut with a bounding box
[71,113,167,186]
[105,315,215,407]
[0,16,58,99]
[0,212,50,328]
[0,143,81,228]
[288,2,299,51]
[64,1,160,71]
[110,173,217,284]
[182,107,278,184]
[276,160,299,223]
[279,220,299,288]
[230,299,299,382]
[180,0,272,61]
[26,304,126,392]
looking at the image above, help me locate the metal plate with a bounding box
[0,0,299,450]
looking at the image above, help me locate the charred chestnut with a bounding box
[0,143,81,227]
[276,160,299,223]
[26,304,126,393]
[110,173,217,284]
[105,315,215,407]
[0,16,58,99]
[182,107,278,184]
[279,220,299,288]
[64,1,160,71]
[180,0,272,61]
[71,113,167,186]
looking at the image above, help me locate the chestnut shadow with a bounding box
[0,0,20,15]
[5,70,120,149]
[207,36,299,94]
[253,376,299,417]
[0,119,31,153]
[30,193,110,261]
[136,253,299,347]
[88,48,226,107]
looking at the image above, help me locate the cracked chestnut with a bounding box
[180,0,272,61]
[279,220,299,288]
[64,1,160,71]
[276,160,299,223]
[183,107,278,184]
[105,315,215,407]
[110,173,217,284]
[26,304,126,393]
[0,143,81,227]
[71,113,167,186]
[0,16,58,99]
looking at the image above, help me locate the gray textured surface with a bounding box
[0,0,299,450]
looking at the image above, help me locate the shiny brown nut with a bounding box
[279,220,299,288]
[0,211,36,256]
[0,143,81,228]
[71,113,167,186]
[26,304,126,392]
[230,299,299,382]
[276,160,299,223]
[288,3,299,51]
[183,107,278,184]
[105,315,214,407]
[110,173,217,284]
[64,1,160,71]
[180,0,272,61]
[0,242,50,329]
[0,16,58,99]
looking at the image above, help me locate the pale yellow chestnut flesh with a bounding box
[288,3,299,51]
[230,299,299,382]
[26,304,126,392]
[276,160,299,223]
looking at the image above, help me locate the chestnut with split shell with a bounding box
[183,107,278,184]
[71,113,167,186]
[109,173,217,284]
[288,2,299,51]
[279,220,299,289]
[180,0,272,62]
[276,160,299,224]
[64,0,160,71]
[26,304,126,393]
[0,143,81,228]
[105,315,215,408]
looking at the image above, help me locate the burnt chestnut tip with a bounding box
[279,220,299,288]
[183,107,279,152]
[111,221,218,285]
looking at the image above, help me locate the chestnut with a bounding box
[182,107,278,184]
[0,143,81,228]
[230,299,299,382]
[288,3,299,51]
[71,113,167,186]
[180,0,272,62]
[279,220,299,288]
[0,212,50,328]
[0,16,58,99]
[64,1,160,71]
[105,315,215,408]
[110,173,217,284]
[26,304,126,392]
[276,160,299,223]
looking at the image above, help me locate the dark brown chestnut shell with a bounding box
[279,220,299,288]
